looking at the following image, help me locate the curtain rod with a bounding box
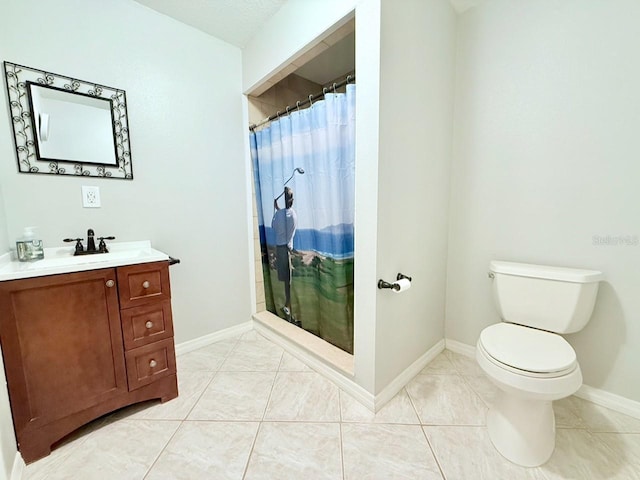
[249,74,356,131]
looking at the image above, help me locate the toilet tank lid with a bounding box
[490,261,603,283]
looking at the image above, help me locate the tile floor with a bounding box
[21,330,640,479]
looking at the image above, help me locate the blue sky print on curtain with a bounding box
[251,84,355,353]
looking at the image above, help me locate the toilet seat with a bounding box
[479,323,577,378]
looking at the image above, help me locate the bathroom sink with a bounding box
[24,248,157,269]
[0,241,170,282]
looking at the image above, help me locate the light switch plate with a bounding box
[82,186,101,208]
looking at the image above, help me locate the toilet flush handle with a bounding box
[488,272,495,279]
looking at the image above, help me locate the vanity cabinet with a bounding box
[0,261,178,463]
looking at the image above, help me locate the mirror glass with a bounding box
[3,62,133,179]
[28,83,118,166]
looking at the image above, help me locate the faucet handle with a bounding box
[63,238,84,253]
[97,236,115,253]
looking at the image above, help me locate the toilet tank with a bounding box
[489,261,603,334]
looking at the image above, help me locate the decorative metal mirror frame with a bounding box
[3,61,133,179]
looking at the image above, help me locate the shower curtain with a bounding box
[250,84,355,353]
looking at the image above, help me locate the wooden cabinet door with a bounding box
[0,269,127,432]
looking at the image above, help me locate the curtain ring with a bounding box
[322,87,328,95]
[276,111,280,118]
[296,100,301,111]
[286,106,291,116]
[346,75,352,84]
[308,94,313,106]
[333,82,338,92]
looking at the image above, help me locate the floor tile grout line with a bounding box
[339,422,346,480]
[458,373,492,409]
[338,390,346,479]
[276,348,286,370]
[419,354,457,376]
[260,355,282,422]
[241,421,263,480]
[183,369,221,420]
[185,418,346,425]
[405,386,426,425]
[420,425,448,480]
[140,419,183,480]
[180,333,242,373]
[216,333,250,370]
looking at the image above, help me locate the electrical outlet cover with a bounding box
[82,186,101,208]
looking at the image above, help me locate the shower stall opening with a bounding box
[249,75,356,354]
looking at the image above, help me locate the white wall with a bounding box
[0,0,251,342]
[447,0,640,402]
[0,0,250,469]
[375,0,456,393]
[0,186,8,254]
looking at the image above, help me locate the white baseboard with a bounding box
[374,339,445,411]
[174,321,252,356]
[576,384,640,420]
[445,337,640,420]
[10,453,24,480]
[444,338,476,358]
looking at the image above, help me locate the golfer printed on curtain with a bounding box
[251,84,355,353]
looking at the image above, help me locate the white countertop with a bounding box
[0,240,170,282]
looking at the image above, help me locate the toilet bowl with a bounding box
[477,261,602,467]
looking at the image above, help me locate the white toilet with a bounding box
[476,260,602,467]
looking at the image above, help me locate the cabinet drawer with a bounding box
[125,339,176,391]
[121,300,173,350]
[117,261,170,308]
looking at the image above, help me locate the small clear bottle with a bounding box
[16,227,44,262]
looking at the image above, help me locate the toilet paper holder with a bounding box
[378,273,412,290]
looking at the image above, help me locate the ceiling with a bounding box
[132,0,478,86]
[132,0,287,48]
[133,1,483,50]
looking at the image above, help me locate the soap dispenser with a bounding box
[16,227,44,262]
